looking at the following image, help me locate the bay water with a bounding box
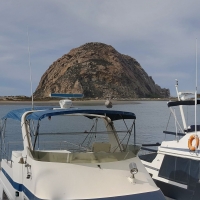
[0,101,198,154]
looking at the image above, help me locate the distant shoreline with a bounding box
[0,98,171,106]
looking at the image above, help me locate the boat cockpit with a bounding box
[0,107,140,164]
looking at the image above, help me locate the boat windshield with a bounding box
[30,114,135,152]
[0,111,139,161]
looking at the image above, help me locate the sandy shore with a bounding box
[0,100,142,106]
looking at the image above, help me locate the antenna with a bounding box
[27,28,34,110]
[175,79,187,130]
[195,38,198,136]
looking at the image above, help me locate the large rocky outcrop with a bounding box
[34,42,170,99]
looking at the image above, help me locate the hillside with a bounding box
[33,42,170,99]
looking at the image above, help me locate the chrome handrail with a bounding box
[37,140,89,152]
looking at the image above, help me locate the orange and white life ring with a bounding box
[188,135,199,151]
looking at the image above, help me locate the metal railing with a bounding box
[1,130,135,160]
[36,140,89,152]
[0,141,23,161]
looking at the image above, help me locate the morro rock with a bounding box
[33,42,170,99]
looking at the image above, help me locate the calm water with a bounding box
[0,101,198,152]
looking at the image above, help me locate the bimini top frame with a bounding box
[0,107,137,159]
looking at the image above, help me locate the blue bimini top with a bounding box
[2,107,136,122]
[1,106,55,121]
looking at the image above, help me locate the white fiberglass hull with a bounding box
[0,155,164,200]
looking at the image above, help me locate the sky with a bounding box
[0,0,200,97]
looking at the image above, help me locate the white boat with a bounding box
[0,105,165,199]
[140,81,200,200]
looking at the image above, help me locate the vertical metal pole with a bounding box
[27,28,34,110]
[195,38,198,136]
[0,120,2,161]
[174,109,178,142]
[175,80,187,130]
[134,120,136,145]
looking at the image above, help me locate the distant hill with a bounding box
[33,42,170,99]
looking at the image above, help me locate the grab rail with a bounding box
[163,131,185,136]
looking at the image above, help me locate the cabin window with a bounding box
[158,155,200,189]
[158,155,176,181]
[174,157,189,184]
[188,160,200,190]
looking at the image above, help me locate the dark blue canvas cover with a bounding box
[2,107,136,121]
[2,107,55,121]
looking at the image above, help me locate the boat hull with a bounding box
[0,156,165,200]
[154,179,200,200]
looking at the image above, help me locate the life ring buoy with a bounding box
[188,135,199,151]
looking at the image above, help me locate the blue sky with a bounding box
[0,0,200,97]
